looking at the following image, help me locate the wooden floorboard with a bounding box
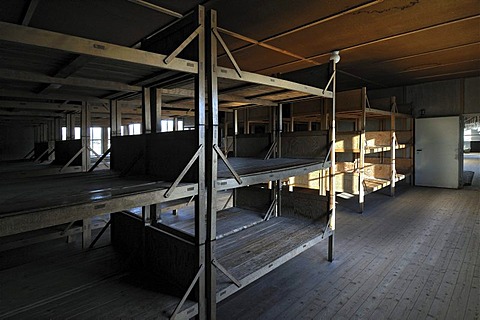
[217,185,480,320]
[0,184,478,319]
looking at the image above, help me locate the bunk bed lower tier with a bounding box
[0,160,82,179]
[335,160,413,195]
[0,157,330,238]
[0,245,197,320]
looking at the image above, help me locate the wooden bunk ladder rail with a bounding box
[164,145,203,198]
[164,25,203,65]
[170,264,205,320]
[213,27,242,77]
[60,146,85,172]
[211,259,241,288]
[88,148,111,172]
[213,144,242,184]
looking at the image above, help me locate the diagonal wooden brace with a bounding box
[214,144,242,184]
[164,25,203,65]
[212,259,241,288]
[88,148,111,172]
[164,145,203,198]
[60,146,85,172]
[213,27,242,77]
[170,264,205,320]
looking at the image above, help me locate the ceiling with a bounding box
[0,0,479,125]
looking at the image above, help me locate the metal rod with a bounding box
[170,264,205,320]
[88,148,111,172]
[164,25,202,64]
[88,219,111,249]
[164,145,203,198]
[61,221,75,235]
[222,192,234,210]
[213,144,242,184]
[212,27,242,77]
[60,146,84,172]
[211,259,241,288]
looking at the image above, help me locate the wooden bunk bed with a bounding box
[0,7,338,320]
[334,87,413,212]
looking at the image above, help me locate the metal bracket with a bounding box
[264,141,278,160]
[170,264,205,320]
[213,27,242,77]
[88,148,111,172]
[60,146,85,172]
[214,144,242,184]
[322,70,336,94]
[212,259,241,288]
[264,199,277,221]
[164,145,203,198]
[164,25,202,65]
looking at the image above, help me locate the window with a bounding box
[90,127,103,156]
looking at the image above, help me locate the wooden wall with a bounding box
[369,76,480,117]
[0,125,34,161]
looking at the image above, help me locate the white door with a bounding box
[415,116,462,188]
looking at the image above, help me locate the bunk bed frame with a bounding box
[0,6,338,320]
[334,87,414,212]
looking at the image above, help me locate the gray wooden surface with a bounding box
[217,184,480,320]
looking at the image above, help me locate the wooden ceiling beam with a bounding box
[0,21,198,74]
[0,68,141,92]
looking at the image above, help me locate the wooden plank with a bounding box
[0,21,198,74]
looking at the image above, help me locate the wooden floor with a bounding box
[0,184,478,319]
[217,184,480,320]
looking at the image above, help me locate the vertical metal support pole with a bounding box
[223,113,228,154]
[142,86,151,134]
[308,121,312,131]
[102,127,109,153]
[81,101,92,248]
[47,119,55,161]
[66,113,75,140]
[152,88,162,133]
[290,104,295,132]
[110,99,121,137]
[54,118,62,141]
[206,9,218,319]
[358,87,367,213]
[81,102,91,172]
[276,104,283,217]
[328,52,338,262]
[174,117,179,132]
[390,96,396,197]
[233,109,238,157]
[195,6,207,320]
[244,109,249,134]
[233,109,239,208]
